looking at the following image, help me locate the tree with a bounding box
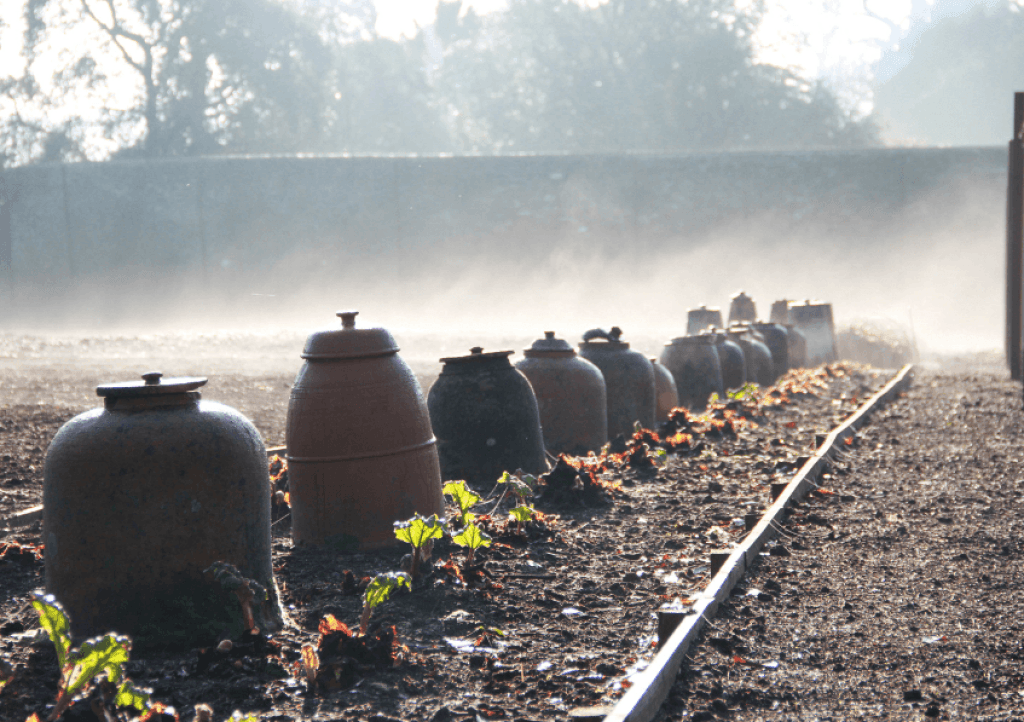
[18,0,335,158]
[329,35,453,153]
[431,0,878,153]
[872,0,1024,146]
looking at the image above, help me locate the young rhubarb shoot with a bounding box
[452,521,492,566]
[204,561,269,635]
[394,514,444,578]
[443,480,481,527]
[300,643,319,687]
[0,659,13,693]
[492,470,536,514]
[31,592,147,722]
[509,504,536,535]
[360,572,411,636]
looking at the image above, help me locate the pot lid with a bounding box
[688,305,720,313]
[440,347,514,365]
[579,326,629,350]
[579,339,630,351]
[525,331,574,355]
[301,311,399,360]
[97,371,207,398]
[669,335,715,346]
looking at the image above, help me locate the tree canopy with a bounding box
[433,0,877,152]
[0,0,879,167]
[872,0,1024,146]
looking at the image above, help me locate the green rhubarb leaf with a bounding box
[497,472,533,499]
[509,505,535,523]
[393,514,445,549]
[364,572,411,610]
[114,679,151,712]
[443,481,481,519]
[452,522,492,551]
[30,593,71,669]
[65,633,130,696]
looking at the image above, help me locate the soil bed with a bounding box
[0,348,888,722]
[655,358,1024,721]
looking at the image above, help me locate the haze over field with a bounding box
[0,0,1018,357]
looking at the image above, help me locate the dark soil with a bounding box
[0,352,890,722]
[657,359,1024,721]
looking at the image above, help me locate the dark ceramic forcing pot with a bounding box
[579,335,656,437]
[44,372,282,641]
[429,347,547,489]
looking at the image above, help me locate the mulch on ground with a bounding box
[657,362,1024,721]
[0,358,886,722]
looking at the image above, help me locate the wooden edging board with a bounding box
[602,364,915,722]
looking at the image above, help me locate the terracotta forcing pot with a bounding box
[578,334,656,437]
[659,335,724,411]
[769,299,792,324]
[287,311,444,550]
[728,291,758,325]
[687,306,724,337]
[43,372,282,641]
[650,358,680,422]
[515,332,607,456]
[428,347,547,488]
[789,300,838,365]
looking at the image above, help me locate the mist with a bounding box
[0,152,1004,372]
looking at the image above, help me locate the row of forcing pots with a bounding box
[40,298,837,642]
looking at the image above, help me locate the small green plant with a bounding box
[360,572,412,635]
[509,504,535,535]
[727,383,759,401]
[443,480,481,527]
[452,522,492,566]
[29,593,152,721]
[0,659,13,693]
[394,514,445,578]
[493,470,536,513]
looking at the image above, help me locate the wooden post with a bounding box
[1007,92,1024,379]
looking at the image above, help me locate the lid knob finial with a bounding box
[337,310,359,329]
[142,371,163,386]
[470,347,483,355]
[544,331,555,339]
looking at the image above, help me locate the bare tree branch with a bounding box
[79,0,149,75]
[861,0,902,47]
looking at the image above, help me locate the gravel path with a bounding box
[656,363,1024,721]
